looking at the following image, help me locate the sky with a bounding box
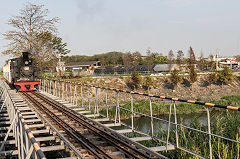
[0,0,240,67]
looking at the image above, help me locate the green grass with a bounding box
[100,100,206,119]
[100,95,240,119]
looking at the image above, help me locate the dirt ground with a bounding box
[69,72,240,101]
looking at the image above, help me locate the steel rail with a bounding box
[32,91,160,159]
[19,92,87,159]
[22,92,111,159]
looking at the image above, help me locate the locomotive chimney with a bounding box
[22,52,29,61]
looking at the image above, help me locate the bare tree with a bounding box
[208,54,215,70]
[146,49,153,73]
[188,47,197,86]
[168,50,175,71]
[198,51,205,71]
[188,47,196,66]
[100,57,106,74]
[176,50,184,70]
[2,3,70,73]
[123,52,132,73]
[132,51,142,67]
[2,3,60,56]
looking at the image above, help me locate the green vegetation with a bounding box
[218,66,234,85]
[100,100,205,119]
[144,75,155,91]
[189,66,198,84]
[207,72,218,83]
[62,52,124,65]
[169,69,182,88]
[133,111,240,159]
[131,70,142,90]
[100,95,240,119]
[207,67,234,86]
[114,95,240,158]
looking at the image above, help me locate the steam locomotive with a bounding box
[3,52,40,91]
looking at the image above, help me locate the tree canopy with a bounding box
[2,3,70,71]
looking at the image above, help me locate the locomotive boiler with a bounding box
[3,52,40,91]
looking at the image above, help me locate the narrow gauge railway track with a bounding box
[22,91,165,159]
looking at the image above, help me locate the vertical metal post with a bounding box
[70,82,72,103]
[54,80,57,96]
[131,94,134,131]
[95,87,99,114]
[173,101,179,148]
[48,80,52,94]
[81,86,83,107]
[105,93,109,118]
[166,100,172,150]
[114,91,118,124]
[65,82,68,101]
[115,91,120,124]
[58,81,61,98]
[207,106,213,159]
[88,87,90,110]
[40,79,42,91]
[74,84,77,105]
[44,79,46,92]
[149,97,154,137]
[62,81,64,101]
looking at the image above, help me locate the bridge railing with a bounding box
[0,79,46,159]
[41,79,240,159]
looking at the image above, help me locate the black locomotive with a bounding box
[3,52,39,91]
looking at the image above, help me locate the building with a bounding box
[65,61,101,70]
[219,58,240,69]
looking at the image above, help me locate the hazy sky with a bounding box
[1,0,240,67]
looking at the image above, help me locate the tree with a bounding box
[168,50,175,71]
[146,49,154,73]
[123,52,132,73]
[169,69,182,90]
[132,51,142,67]
[218,66,234,86]
[198,52,205,71]
[2,3,59,55]
[208,54,215,70]
[145,75,155,92]
[235,55,240,62]
[100,56,106,74]
[187,47,197,85]
[189,65,198,84]
[188,47,196,66]
[2,3,69,71]
[153,56,168,64]
[131,70,142,90]
[33,31,70,71]
[207,73,218,84]
[176,50,184,70]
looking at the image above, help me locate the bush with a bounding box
[144,75,155,91]
[131,70,142,90]
[169,69,182,87]
[218,66,234,85]
[189,66,197,84]
[207,73,218,84]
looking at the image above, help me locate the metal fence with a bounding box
[0,79,46,159]
[40,79,240,159]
